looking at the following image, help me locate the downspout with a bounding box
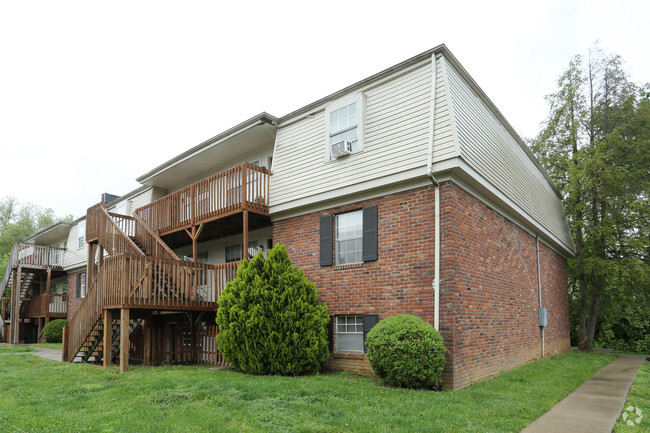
[427,53,440,331]
[536,235,545,357]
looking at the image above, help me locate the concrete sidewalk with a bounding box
[521,354,646,433]
[31,346,63,362]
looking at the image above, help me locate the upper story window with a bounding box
[77,220,86,249]
[336,210,363,265]
[319,205,378,267]
[325,94,365,160]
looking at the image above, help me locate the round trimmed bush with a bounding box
[43,319,69,343]
[366,315,446,388]
[216,245,329,375]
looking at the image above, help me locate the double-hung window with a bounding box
[225,244,242,263]
[329,314,379,353]
[320,205,378,267]
[77,220,86,249]
[76,273,86,298]
[336,210,363,265]
[326,95,364,160]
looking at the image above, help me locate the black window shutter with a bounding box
[328,315,334,353]
[362,314,379,353]
[319,215,333,266]
[76,274,81,298]
[362,205,378,262]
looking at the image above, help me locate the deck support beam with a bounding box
[120,308,130,373]
[143,318,151,365]
[103,309,113,367]
[46,268,51,295]
[243,210,249,260]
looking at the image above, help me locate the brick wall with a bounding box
[66,271,84,319]
[439,182,570,389]
[273,181,570,389]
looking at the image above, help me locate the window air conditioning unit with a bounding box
[331,140,352,158]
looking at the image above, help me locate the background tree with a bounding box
[531,46,650,351]
[0,197,72,296]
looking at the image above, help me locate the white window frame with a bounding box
[335,315,364,353]
[325,94,365,161]
[225,244,243,263]
[77,220,86,249]
[80,273,86,298]
[335,210,363,265]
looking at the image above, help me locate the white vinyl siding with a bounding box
[432,54,459,162]
[271,60,433,209]
[445,60,573,249]
[63,221,88,270]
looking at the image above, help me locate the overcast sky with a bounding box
[1,0,648,220]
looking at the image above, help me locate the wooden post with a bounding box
[191,225,198,263]
[120,308,130,373]
[13,267,22,344]
[103,309,113,367]
[37,318,43,343]
[61,325,70,362]
[87,244,95,283]
[98,245,104,269]
[46,268,51,295]
[243,210,249,260]
[143,319,151,365]
[9,269,17,344]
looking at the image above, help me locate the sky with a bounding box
[1,0,648,221]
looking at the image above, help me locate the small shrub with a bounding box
[216,245,329,375]
[43,319,69,343]
[366,315,446,389]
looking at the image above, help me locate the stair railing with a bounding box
[132,213,181,261]
[87,204,144,257]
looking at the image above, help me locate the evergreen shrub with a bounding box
[43,319,69,343]
[366,315,446,388]
[216,245,329,375]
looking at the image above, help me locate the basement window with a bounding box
[336,316,364,353]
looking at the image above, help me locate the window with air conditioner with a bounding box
[325,94,365,160]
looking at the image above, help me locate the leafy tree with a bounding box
[0,197,71,295]
[216,245,329,375]
[531,45,650,351]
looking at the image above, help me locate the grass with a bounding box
[615,361,650,432]
[29,342,63,350]
[0,351,614,433]
[0,345,36,354]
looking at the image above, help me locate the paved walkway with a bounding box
[521,354,647,433]
[0,343,62,362]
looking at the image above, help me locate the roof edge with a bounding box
[136,112,279,184]
[278,44,448,123]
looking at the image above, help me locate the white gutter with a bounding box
[427,53,441,331]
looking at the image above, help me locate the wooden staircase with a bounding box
[67,203,227,366]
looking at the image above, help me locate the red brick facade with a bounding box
[273,181,570,389]
[66,271,86,319]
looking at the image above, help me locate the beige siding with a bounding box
[432,54,458,162]
[63,221,88,270]
[271,60,433,208]
[445,60,573,249]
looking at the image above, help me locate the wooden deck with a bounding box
[134,162,270,236]
[25,293,67,318]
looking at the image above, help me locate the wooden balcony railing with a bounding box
[86,204,143,257]
[25,293,67,317]
[9,243,66,271]
[135,163,270,235]
[67,255,239,361]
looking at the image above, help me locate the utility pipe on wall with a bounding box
[427,53,440,331]
[536,235,545,357]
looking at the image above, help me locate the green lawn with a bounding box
[29,342,63,350]
[616,361,650,432]
[0,345,36,354]
[0,351,613,433]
